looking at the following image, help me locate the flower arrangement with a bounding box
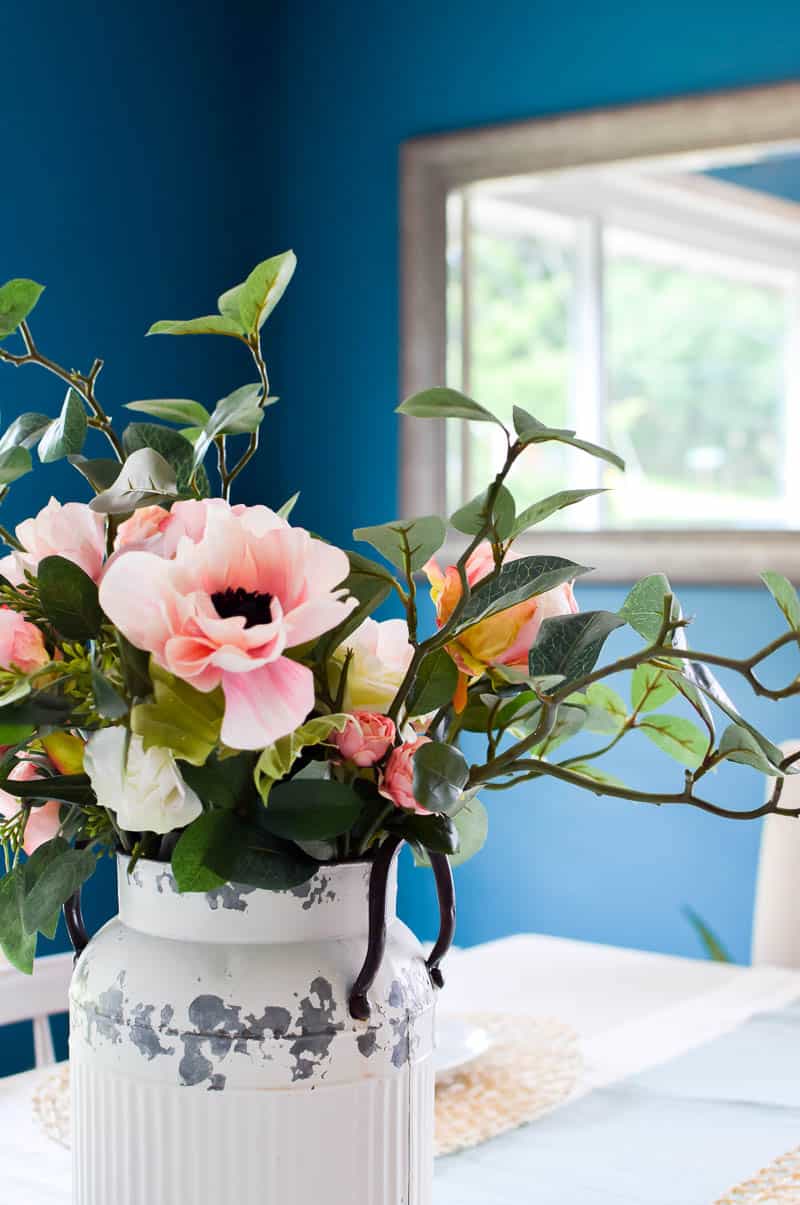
[0,253,798,973]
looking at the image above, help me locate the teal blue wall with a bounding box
[1,0,799,1071]
[260,0,800,961]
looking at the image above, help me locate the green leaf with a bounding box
[448,796,489,867]
[218,251,297,336]
[67,455,121,493]
[663,668,715,738]
[89,448,179,515]
[131,660,224,765]
[171,811,232,892]
[38,555,103,640]
[147,315,245,339]
[0,412,51,453]
[0,279,44,341]
[21,839,96,935]
[254,714,349,802]
[399,810,459,855]
[0,772,93,806]
[406,648,459,717]
[277,491,300,520]
[452,556,590,638]
[180,754,255,812]
[620,574,677,643]
[190,384,267,473]
[631,663,678,713]
[639,714,708,769]
[124,398,211,427]
[584,683,628,730]
[91,666,128,720]
[451,484,516,540]
[354,516,446,574]
[313,551,394,664]
[511,489,607,538]
[0,446,32,485]
[761,571,800,631]
[565,762,628,790]
[260,779,363,841]
[0,868,36,972]
[397,387,505,427]
[718,723,781,776]
[412,741,469,813]
[512,406,625,471]
[38,389,87,464]
[122,422,206,495]
[684,907,732,963]
[529,610,624,688]
[0,692,74,743]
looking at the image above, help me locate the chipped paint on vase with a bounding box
[70,855,436,1205]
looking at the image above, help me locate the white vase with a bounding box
[69,853,437,1205]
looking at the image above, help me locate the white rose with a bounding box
[85,728,202,835]
[330,618,414,713]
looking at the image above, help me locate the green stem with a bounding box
[356,802,395,857]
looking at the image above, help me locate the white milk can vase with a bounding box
[67,840,454,1205]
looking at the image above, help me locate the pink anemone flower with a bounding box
[99,503,356,749]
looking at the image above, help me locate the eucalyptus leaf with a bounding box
[452,556,590,638]
[125,398,211,427]
[761,571,800,631]
[0,446,32,485]
[406,648,459,717]
[639,714,708,769]
[512,406,625,470]
[218,250,297,335]
[0,412,51,453]
[68,455,121,493]
[397,387,505,427]
[38,390,87,464]
[0,868,36,973]
[398,810,459,855]
[180,754,256,812]
[354,516,446,574]
[412,741,469,814]
[0,279,44,341]
[89,448,179,514]
[122,422,205,495]
[147,315,245,339]
[511,488,607,538]
[38,555,103,640]
[529,611,625,689]
[451,484,515,540]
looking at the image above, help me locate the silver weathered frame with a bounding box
[400,81,800,583]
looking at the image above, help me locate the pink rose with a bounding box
[0,498,105,585]
[380,736,431,815]
[100,503,356,750]
[333,712,396,767]
[0,760,60,855]
[113,498,281,560]
[0,608,48,673]
[424,541,579,676]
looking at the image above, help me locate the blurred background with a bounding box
[2,0,799,1072]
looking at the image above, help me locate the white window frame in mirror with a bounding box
[399,81,800,583]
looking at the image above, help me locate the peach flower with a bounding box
[0,760,60,855]
[379,736,431,815]
[0,498,105,585]
[113,499,250,559]
[330,618,414,713]
[0,609,48,673]
[100,503,356,750]
[424,541,578,677]
[332,712,396,767]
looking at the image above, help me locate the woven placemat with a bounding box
[715,1147,800,1204]
[32,1013,583,1158]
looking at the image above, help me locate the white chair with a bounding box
[0,952,73,1069]
[752,739,800,968]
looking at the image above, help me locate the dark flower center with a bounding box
[211,587,273,628]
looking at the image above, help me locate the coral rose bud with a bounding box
[0,608,48,674]
[379,736,431,815]
[333,712,396,767]
[0,761,61,855]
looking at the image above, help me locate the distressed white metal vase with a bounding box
[68,845,447,1205]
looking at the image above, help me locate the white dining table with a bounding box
[3,933,800,1204]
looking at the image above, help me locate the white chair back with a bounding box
[752,739,800,968]
[0,952,73,1070]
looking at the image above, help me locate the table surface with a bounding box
[3,932,800,1204]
